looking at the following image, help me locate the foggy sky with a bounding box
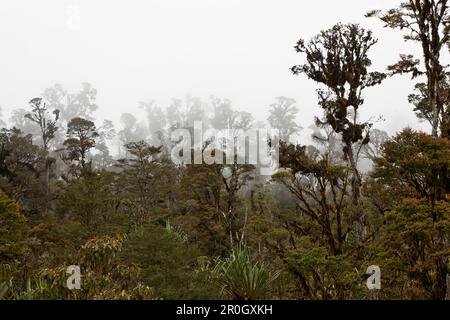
[0,0,442,139]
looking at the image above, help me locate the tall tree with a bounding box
[63,118,99,175]
[267,97,302,143]
[179,148,255,251]
[367,1,449,137]
[273,142,353,256]
[139,101,167,145]
[291,23,386,203]
[116,141,176,222]
[42,83,99,147]
[166,95,206,130]
[43,83,98,122]
[209,97,254,131]
[408,73,450,137]
[24,98,60,211]
[369,129,450,299]
[118,113,148,153]
[361,128,389,161]
[25,98,60,151]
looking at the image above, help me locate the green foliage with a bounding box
[10,235,156,300]
[212,246,280,300]
[177,157,254,256]
[368,1,449,137]
[369,199,450,299]
[56,172,128,233]
[0,128,48,214]
[0,192,28,263]
[119,221,218,299]
[0,281,8,299]
[62,117,99,174]
[1,14,449,300]
[367,128,450,299]
[292,23,385,154]
[0,264,13,300]
[285,237,365,299]
[116,141,178,221]
[373,129,450,203]
[274,141,356,256]
[80,235,124,273]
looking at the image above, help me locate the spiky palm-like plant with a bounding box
[214,246,279,300]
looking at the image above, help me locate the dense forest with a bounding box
[0,1,449,300]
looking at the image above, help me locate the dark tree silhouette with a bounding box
[367,0,449,137]
[63,117,99,173]
[292,23,386,203]
[25,98,60,151]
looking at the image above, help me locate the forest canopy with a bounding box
[0,0,449,300]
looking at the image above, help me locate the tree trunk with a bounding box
[345,141,361,205]
[430,76,440,137]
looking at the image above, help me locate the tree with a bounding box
[63,118,99,175]
[370,199,450,299]
[172,135,256,254]
[116,141,177,223]
[92,120,116,170]
[269,141,369,299]
[24,98,61,211]
[367,1,449,137]
[119,221,217,299]
[361,128,389,161]
[0,193,29,300]
[284,238,365,299]
[177,160,229,256]
[56,172,117,230]
[408,73,450,138]
[292,23,386,203]
[25,98,60,151]
[166,95,206,130]
[309,119,344,164]
[139,101,167,145]
[273,142,355,256]
[210,97,254,131]
[43,83,98,122]
[369,129,450,299]
[0,192,28,264]
[0,128,47,214]
[42,83,99,148]
[267,97,302,143]
[372,129,449,208]
[118,113,148,154]
[10,108,39,137]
